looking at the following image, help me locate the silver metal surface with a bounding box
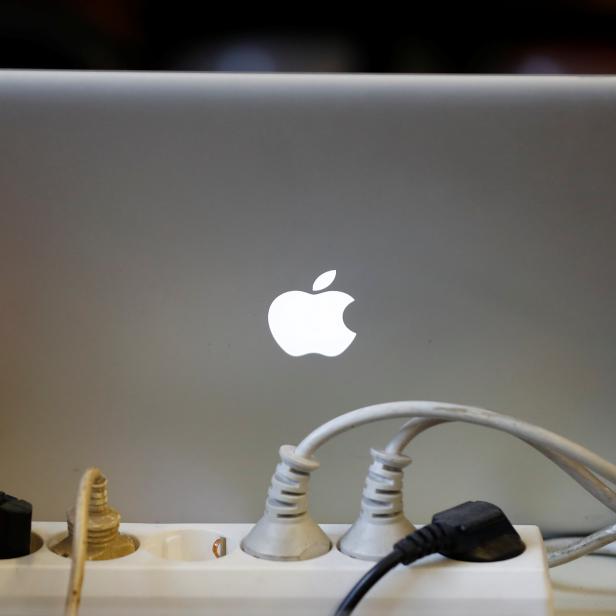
[1,72,615,533]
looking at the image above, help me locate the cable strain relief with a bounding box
[279,445,320,473]
[264,445,319,519]
[358,448,412,520]
[370,449,413,469]
[394,522,451,564]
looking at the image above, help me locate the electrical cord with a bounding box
[383,416,616,565]
[545,523,616,566]
[65,467,102,616]
[291,401,616,567]
[295,402,616,485]
[245,399,616,565]
[335,501,524,615]
[385,417,616,512]
[335,551,401,615]
[385,418,616,511]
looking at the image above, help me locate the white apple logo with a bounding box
[268,270,356,357]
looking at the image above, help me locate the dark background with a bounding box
[2,0,616,73]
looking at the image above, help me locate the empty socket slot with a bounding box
[143,529,228,562]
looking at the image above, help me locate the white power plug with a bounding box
[339,448,415,561]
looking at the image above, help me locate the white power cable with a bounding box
[295,401,616,484]
[243,400,616,563]
[382,416,616,565]
[65,468,102,616]
[386,417,616,514]
[545,524,616,566]
[294,401,616,567]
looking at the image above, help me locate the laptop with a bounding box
[1,72,615,535]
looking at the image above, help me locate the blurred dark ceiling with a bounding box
[1,0,616,73]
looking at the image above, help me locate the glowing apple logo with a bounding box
[268,270,356,357]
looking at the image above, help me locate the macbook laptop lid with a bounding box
[1,72,615,534]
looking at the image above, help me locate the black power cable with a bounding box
[334,501,525,616]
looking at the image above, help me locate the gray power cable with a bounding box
[545,524,616,566]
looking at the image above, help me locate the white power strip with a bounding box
[0,522,553,615]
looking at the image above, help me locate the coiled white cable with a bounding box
[65,468,102,616]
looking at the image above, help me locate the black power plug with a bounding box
[335,500,525,615]
[431,500,525,562]
[0,492,33,559]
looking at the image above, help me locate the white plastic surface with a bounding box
[0,523,552,615]
[550,554,616,615]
